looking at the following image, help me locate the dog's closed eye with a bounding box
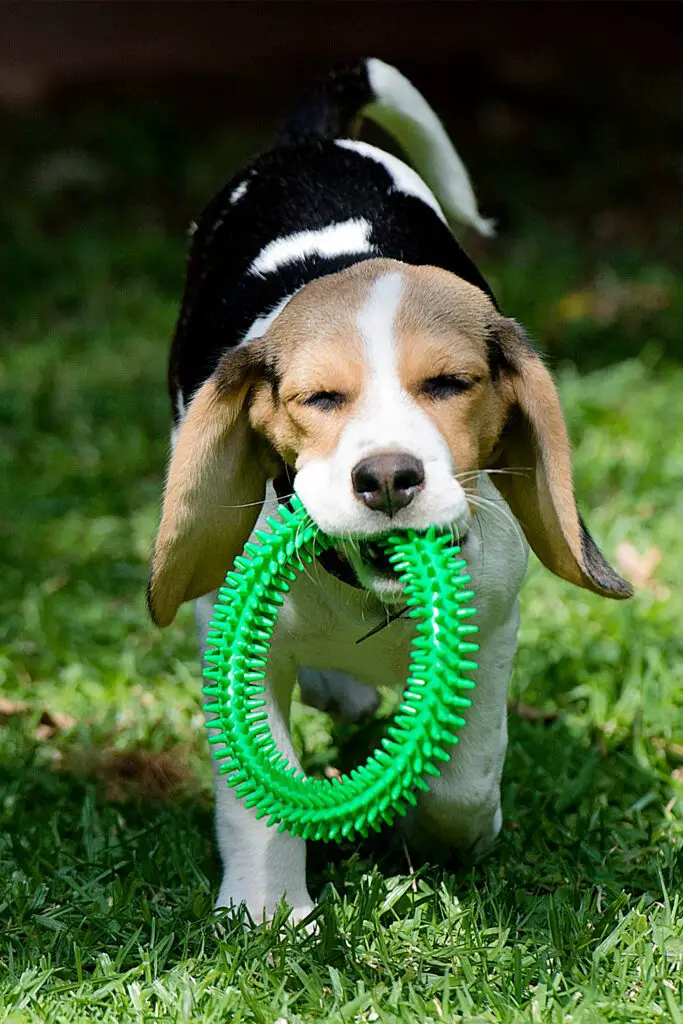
[300,390,349,411]
[419,374,477,400]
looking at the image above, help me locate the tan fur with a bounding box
[148,372,273,627]
[150,258,629,625]
[487,331,630,597]
[250,267,370,466]
[394,266,508,471]
[251,260,506,474]
[386,265,628,597]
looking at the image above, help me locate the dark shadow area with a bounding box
[1,3,681,372]
[1,708,678,975]
[307,713,681,900]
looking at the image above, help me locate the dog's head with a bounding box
[148,259,631,625]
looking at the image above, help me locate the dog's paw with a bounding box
[286,903,319,934]
[469,804,503,858]
[215,878,315,931]
[405,797,503,861]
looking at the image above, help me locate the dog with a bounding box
[148,59,632,924]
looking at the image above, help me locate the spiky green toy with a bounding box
[202,496,478,842]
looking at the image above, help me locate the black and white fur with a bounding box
[155,59,629,924]
[169,59,493,418]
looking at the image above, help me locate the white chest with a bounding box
[259,475,528,691]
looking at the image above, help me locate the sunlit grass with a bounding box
[0,102,681,1022]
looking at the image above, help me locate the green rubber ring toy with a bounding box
[202,495,478,843]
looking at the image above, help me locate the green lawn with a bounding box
[0,100,681,1022]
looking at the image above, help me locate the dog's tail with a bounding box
[278,58,494,236]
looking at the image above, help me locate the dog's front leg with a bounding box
[196,593,314,926]
[406,605,520,858]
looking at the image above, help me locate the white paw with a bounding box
[287,903,319,933]
[468,804,503,858]
[215,878,315,929]
[298,668,379,723]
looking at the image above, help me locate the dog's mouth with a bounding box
[352,529,470,594]
[357,539,396,578]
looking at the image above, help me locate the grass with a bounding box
[0,96,682,1022]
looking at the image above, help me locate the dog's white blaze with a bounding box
[248,218,373,277]
[351,272,458,493]
[356,271,404,388]
[336,139,447,225]
[295,271,470,555]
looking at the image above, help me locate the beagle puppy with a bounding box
[149,59,631,923]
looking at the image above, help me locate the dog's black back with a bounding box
[169,62,493,415]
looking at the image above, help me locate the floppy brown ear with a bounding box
[148,349,270,626]
[489,321,632,599]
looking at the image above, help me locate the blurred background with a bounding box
[1,4,682,1008]
[1,1,681,363]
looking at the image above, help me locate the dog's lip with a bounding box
[356,528,470,578]
[357,538,394,576]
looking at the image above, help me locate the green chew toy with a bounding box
[202,495,478,842]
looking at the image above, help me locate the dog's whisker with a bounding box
[310,525,327,586]
[467,493,528,560]
[294,517,321,587]
[455,468,532,485]
[467,492,517,523]
[217,491,294,512]
[476,508,486,575]
[478,467,532,476]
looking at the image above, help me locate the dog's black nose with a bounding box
[352,452,425,516]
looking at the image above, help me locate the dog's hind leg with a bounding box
[298,667,380,723]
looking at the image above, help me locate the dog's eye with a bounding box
[420,374,475,400]
[301,390,347,411]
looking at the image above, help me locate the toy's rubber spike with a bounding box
[202,494,478,843]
